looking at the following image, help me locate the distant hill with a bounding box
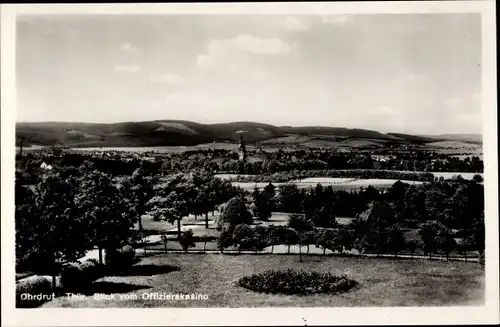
[419,133,482,144]
[387,133,439,144]
[15,120,480,149]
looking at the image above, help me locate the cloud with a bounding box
[282,16,309,31]
[149,73,188,85]
[120,43,138,52]
[210,34,291,55]
[445,97,464,107]
[197,34,291,69]
[114,65,141,73]
[320,15,353,26]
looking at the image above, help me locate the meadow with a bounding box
[39,253,485,308]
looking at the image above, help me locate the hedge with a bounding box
[60,259,103,291]
[16,276,53,308]
[238,269,358,295]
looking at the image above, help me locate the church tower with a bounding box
[238,133,247,161]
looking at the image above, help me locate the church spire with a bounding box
[238,133,247,161]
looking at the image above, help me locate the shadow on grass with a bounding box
[108,264,181,277]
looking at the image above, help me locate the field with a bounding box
[230,178,424,191]
[216,171,482,182]
[431,172,483,180]
[39,253,485,308]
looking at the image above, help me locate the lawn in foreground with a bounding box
[40,254,484,308]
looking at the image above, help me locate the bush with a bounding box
[288,214,314,231]
[105,245,135,273]
[178,229,196,253]
[216,196,252,230]
[217,229,234,253]
[238,269,358,295]
[60,259,103,291]
[16,276,53,308]
[473,174,483,183]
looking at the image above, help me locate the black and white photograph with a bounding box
[1,2,498,326]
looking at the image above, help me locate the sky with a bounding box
[16,13,482,134]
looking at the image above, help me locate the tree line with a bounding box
[215,196,484,261]
[15,163,243,283]
[249,178,484,231]
[16,147,483,185]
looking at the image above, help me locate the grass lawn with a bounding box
[40,254,484,308]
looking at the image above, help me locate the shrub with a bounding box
[288,214,314,231]
[217,228,234,253]
[16,276,53,308]
[233,224,268,253]
[105,245,135,273]
[473,174,483,183]
[216,196,252,230]
[60,259,103,291]
[178,229,196,253]
[238,269,358,295]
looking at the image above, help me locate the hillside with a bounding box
[419,133,482,144]
[15,120,478,149]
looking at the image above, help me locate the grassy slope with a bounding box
[39,254,484,308]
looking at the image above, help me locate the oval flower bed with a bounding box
[238,269,358,295]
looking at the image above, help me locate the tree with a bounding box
[472,213,485,263]
[406,240,419,258]
[120,167,157,232]
[353,200,397,254]
[263,183,276,205]
[303,185,337,228]
[178,229,196,253]
[386,181,408,217]
[288,214,314,232]
[472,174,483,183]
[252,187,273,221]
[439,234,457,260]
[147,173,193,239]
[267,226,286,254]
[188,170,231,229]
[299,231,316,255]
[337,226,356,254]
[403,188,428,222]
[16,170,89,288]
[385,226,406,258]
[419,221,446,259]
[215,196,252,230]
[76,169,136,265]
[233,224,254,254]
[160,233,169,254]
[276,184,303,213]
[217,229,234,254]
[285,228,299,254]
[315,229,335,255]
